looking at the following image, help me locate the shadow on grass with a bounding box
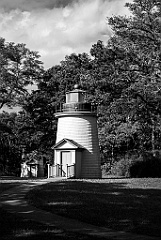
[0,182,20,194]
[0,181,97,240]
[26,179,161,238]
[0,207,95,240]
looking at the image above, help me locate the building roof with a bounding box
[66,85,86,94]
[25,159,39,165]
[52,138,85,150]
[66,89,86,94]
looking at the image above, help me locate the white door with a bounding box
[61,151,72,177]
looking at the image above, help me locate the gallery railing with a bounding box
[55,102,97,113]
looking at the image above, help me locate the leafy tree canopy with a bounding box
[0,38,44,110]
[1,0,161,175]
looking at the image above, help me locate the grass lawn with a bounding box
[0,182,19,194]
[0,179,98,240]
[26,178,161,238]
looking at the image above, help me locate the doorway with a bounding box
[61,151,72,177]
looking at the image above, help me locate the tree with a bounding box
[0,112,21,174]
[12,0,160,172]
[109,0,160,151]
[22,53,93,152]
[0,38,44,110]
[0,38,44,174]
[92,0,160,162]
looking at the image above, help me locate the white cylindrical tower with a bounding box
[55,85,101,179]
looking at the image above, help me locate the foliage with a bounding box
[0,37,43,110]
[20,0,161,174]
[0,112,21,174]
[0,37,44,174]
[1,0,161,176]
[96,0,161,164]
[130,151,161,177]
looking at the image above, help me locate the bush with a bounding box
[107,151,161,178]
[130,151,161,178]
[110,155,132,177]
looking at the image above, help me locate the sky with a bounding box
[0,0,132,69]
[0,0,132,113]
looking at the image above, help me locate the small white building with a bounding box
[21,159,39,178]
[20,151,51,178]
[52,85,101,179]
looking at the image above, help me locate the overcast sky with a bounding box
[0,0,132,69]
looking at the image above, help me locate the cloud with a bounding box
[0,0,132,69]
[0,0,76,11]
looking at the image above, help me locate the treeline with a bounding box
[0,0,161,176]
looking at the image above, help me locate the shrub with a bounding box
[110,155,132,177]
[130,151,161,178]
[107,151,161,178]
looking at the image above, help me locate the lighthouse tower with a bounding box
[54,85,101,179]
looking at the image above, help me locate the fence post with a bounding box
[66,164,68,178]
[47,164,50,179]
[56,164,59,177]
[74,164,76,178]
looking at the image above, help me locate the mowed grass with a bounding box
[0,182,19,194]
[0,180,97,240]
[26,178,161,238]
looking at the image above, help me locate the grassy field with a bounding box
[26,178,161,238]
[0,179,96,240]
